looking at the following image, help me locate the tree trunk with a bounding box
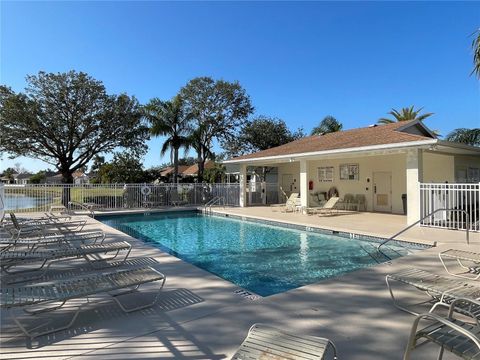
[197,158,206,183]
[61,169,74,206]
[173,147,179,184]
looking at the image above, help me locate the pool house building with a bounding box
[224,120,480,227]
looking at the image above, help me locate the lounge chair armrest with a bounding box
[406,312,480,356]
[448,297,480,318]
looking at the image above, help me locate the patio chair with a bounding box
[439,249,480,280]
[282,193,299,212]
[170,191,188,206]
[1,263,166,339]
[308,197,340,216]
[404,298,480,360]
[231,323,338,360]
[342,194,359,211]
[355,194,366,211]
[386,268,480,316]
[1,240,132,276]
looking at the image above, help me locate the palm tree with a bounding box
[472,29,480,79]
[310,116,343,135]
[445,128,480,146]
[143,95,191,183]
[378,106,434,124]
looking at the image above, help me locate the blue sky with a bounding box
[1,1,479,173]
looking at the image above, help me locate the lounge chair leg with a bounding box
[111,276,166,313]
[9,302,86,340]
[23,300,68,315]
[437,346,444,360]
[385,276,419,315]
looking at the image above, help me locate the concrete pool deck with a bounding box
[1,208,479,359]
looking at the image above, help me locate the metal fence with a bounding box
[3,183,241,213]
[420,183,480,232]
[247,182,280,205]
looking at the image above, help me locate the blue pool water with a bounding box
[99,211,423,296]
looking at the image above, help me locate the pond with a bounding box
[3,194,53,211]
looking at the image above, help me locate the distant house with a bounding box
[181,161,215,180]
[156,165,190,183]
[45,173,63,184]
[14,173,33,185]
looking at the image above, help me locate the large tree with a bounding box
[445,128,480,146]
[144,95,191,183]
[310,115,343,135]
[179,77,254,181]
[378,106,434,124]
[0,71,149,186]
[225,115,304,157]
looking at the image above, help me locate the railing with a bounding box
[378,208,471,258]
[203,196,226,214]
[3,183,241,213]
[420,183,479,232]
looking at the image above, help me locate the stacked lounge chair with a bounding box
[0,212,167,340]
[386,248,480,359]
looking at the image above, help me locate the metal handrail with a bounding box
[204,196,226,214]
[378,208,471,253]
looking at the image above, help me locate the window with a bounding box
[467,167,480,183]
[340,164,359,180]
[318,167,334,182]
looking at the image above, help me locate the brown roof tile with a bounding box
[230,121,434,161]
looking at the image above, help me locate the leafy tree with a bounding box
[445,128,480,146]
[178,157,197,166]
[378,106,434,124]
[95,151,145,183]
[225,116,304,157]
[0,71,149,187]
[473,29,480,78]
[310,116,343,135]
[203,163,226,183]
[180,77,254,181]
[144,95,191,183]
[29,171,46,184]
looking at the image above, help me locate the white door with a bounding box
[373,172,392,212]
[281,174,294,199]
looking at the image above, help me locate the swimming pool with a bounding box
[98,211,424,296]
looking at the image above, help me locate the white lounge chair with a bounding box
[1,263,166,339]
[439,249,480,280]
[307,197,340,215]
[1,240,132,276]
[281,193,299,212]
[0,229,105,252]
[231,323,338,360]
[386,268,480,316]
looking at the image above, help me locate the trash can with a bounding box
[401,194,407,215]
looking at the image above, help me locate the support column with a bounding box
[239,164,247,207]
[300,160,309,212]
[406,149,423,225]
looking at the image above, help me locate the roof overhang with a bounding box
[223,139,439,165]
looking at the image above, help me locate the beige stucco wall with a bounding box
[421,151,455,183]
[277,153,407,214]
[277,162,301,193]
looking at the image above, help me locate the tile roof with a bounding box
[230,121,434,161]
[182,161,215,176]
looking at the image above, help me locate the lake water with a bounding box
[3,195,52,211]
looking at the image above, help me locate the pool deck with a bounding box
[1,208,479,359]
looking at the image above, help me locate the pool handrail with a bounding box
[378,208,470,254]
